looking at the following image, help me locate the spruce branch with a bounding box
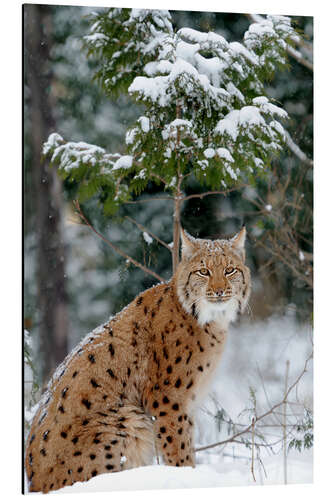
[73,201,165,283]
[246,13,313,72]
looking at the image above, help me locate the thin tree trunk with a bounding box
[172,169,184,274]
[283,360,290,484]
[172,196,181,274]
[24,4,69,383]
[172,104,182,274]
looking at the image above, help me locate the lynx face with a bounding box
[175,227,251,326]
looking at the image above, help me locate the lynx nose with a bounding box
[215,288,224,297]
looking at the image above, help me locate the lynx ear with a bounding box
[230,226,246,261]
[180,227,197,260]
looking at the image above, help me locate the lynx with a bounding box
[25,227,251,493]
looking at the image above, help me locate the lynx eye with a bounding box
[197,268,210,277]
[225,266,236,276]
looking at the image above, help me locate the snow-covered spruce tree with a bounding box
[44,9,300,274]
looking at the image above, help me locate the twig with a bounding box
[195,352,312,453]
[182,183,248,203]
[256,364,279,422]
[256,239,313,289]
[150,172,168,185]
[123,196,174,204]
[73,200,165,283]
[283,360,290,485]
[251,417,256,482]
[125,216,172,253]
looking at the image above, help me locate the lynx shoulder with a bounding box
[25,227,251,492]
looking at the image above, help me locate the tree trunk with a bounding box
[24,4,69,384]
[172,195,181,274]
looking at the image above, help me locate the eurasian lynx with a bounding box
[25,227,251,492]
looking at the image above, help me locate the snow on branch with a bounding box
[46,10,305,217]
[246,13,313,72]
[43,133,136,214]
[284,130,313,167]
[43,132,117,173]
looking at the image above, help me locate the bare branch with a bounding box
[123,196,174,204]
[285,44,313,72]
[256,239,313,289]
[182,183,248,203]
[124,216,172,253]
[150,172,168,185]
[73,201,165,283]
[284,130,313,167]
[251,417,256,482]
[195,352,313,453]
[283,360,290,484]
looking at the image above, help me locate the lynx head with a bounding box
[175,227,251,327]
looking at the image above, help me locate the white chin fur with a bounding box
[196,298,238,327]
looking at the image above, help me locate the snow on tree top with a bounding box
[215,101,287,143]
[178,27,229,50]
[43,10,300,213]
[246,20,276,37]
[84,32,109,47]
[162,119,194,141]
[204,148,215,159]
[217,148,234,163]
[138,116,150,133]
[112,155,133,171]
[252,96,288,119]
[144,60,173,76]
[130,57,230,109]
[270,120,286,138]
[129,8,172,27]
[229,41,259,66]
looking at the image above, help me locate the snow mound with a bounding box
[50,464,226,494]
[46,452,312,494]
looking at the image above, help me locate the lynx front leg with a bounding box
[154,413,195,467]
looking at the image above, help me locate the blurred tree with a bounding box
[24,4,69,383]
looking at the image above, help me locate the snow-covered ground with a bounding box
[47,449,312,494]
[25,312,313,494]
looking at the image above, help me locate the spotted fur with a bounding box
[25,228,250,492]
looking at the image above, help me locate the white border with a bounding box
[3,1,331,499]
